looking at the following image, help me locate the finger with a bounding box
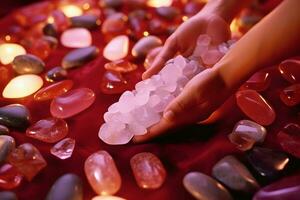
[142,37,177,80]
[206,16,231,45]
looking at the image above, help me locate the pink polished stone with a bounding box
[34,80,74,101]
[50,138,75,160]
[100,71,129,94]
[277,123,300,158]
[101,13,128,36]
[84,150,121,195]
[228,133,256,151]
[201,48,224,66]
[241,71,271,91]
[7,143,47,181]
[144,46,162,70]
[61,28,92,48]
[236,90,276,125]
[26,117,68,143]
[130,152,166,189]
[104,60,137,73]
[280,84,300,106]
[278,58,300,83]
[0,164,23,189]
[50,88,96,118]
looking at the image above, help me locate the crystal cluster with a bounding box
[99,35,231,145]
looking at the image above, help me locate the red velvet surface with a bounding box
[0,1,299,200]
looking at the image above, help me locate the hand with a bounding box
[134,67,232,143]
[142,13,230,79]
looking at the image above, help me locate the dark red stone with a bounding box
[241,71,271,91]
[280,84,300,106]
[277,123,300,158]
[278,58,300,83]
[100,71,130,95]
[0,164,23,189]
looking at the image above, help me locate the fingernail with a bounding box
[163,110,175,121]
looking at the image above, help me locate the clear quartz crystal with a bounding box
[99,34,234,145]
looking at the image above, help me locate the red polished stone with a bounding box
[128,10,148,39]
[104,60,137,73]
[130,152,166,189]
[280,84,300,106]
[277,123,300,158]
[228,133,256,151]
[241,71,271,91]
[101,13,128,36]
[50,88,96,119]
[34,80,74,101]
[0,164,23,189]
[26,117,68,143]
[278,58,300,83]
[236,90,276,125]
[7,143,47,181]
[22,37,52,59]
[50,138,75,160]
[100,71,130,94]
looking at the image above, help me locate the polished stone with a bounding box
[228,133,256,151]
[43,23,58,37]
[130,152,166,189]
[43,36,58,49]
[50,88,96,118]
[8,143,47,181]
[232,120,267,143]
[12,54,45,74]
[50,138,75,160]
[24,37,52,59]
[148,18,168,35]
[49,10,70,32]
[236,90,276,125]
[101,13,127,36]
[0,125,9,135]
[84,150,121,195]
[62,46,99,69]
[26,117,68,143]
[70,15,99,29]
[0,164,23,189]
[253,174,300,200]
[103,35,129,61]
[0,43,26,65]
[278,58,300,83]
[128,9,149,39]
[99,0,123,8]
[201,49,224,66]
[104,60,137,73]
[241,71,271,91]
[60,5,83,18]
[61,28,92,48]
[156,6,180,20]
[0,135,15,163]
[100,71,129,94]
[0,104,31,130]
[280,84,300,106]
[45,173,83,200]
[45,67,68,82]
[277,123,300,158]
[0,191,17,200]
[132,36,162,58]
[183,172,233,200]
[3,74,43,99]
[144,46,162,69]
[34,80,74,101]
[247,147,289,179]
[212,155,259,193]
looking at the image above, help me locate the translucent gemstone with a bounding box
[45,67,68,82]
[253,174,300,200]
[26,118,68,143]
[104,60,137,73]
[231,120,267,143]
[147,0,173,7]
[50,138,75,159]
[100,71,129,94]
[132,36,162,58]
[7,143,47,181]
[0,104,31,130]
[280,84,300,106]
[101,13,127,36]
[155,6,180,20]
[201,49,224,66]
[144,46,162,69]
[103,35,129,61]
[45,173,83,200]
[84,150,121,195]
[183,172,233,200]
[277,123,300,158]
[212,155,259,193]
[0,125,9,135]
[3,74,43,99]
[247,147,289,179]
[236,90,276,125]
[0,135,15,163]
[12,54,45,75]
[61,28,92,48]
[0,164,23,189]
[228,133,256,151]
[50,88,95,119]
[25,37,52,59]
[60,5,83,18]
[92,196,126,200]
[241,71,271,91]
[98,123,133,145]
[0,43,26,65]
[34,80,74,101]
[278,58,300,83]
[130,152,166,189]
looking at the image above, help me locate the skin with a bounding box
[134,0,300,143]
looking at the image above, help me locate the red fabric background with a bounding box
[0,1,299,200]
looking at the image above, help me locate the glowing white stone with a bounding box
[3,74,43,98]
[60,5,83,18]
[92,196,126,200]
[0,43,26,65]
[147,0,173,7]
[61,28,92,48]
[103,35,129,61]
